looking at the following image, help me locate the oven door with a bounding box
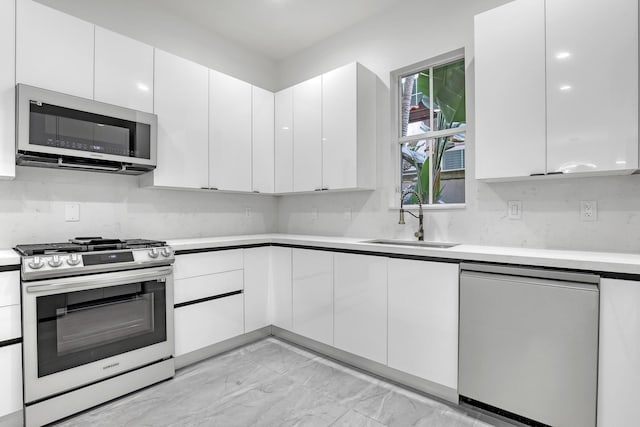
[22,266,174,403]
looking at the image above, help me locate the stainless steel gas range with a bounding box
[16,237,176,427]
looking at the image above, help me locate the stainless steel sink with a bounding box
[362,239,459,249]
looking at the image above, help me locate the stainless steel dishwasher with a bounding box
[459,263,599,427]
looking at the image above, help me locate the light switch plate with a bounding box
[65,203,80,222]
[507,201,522,220]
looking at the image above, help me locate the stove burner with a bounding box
[15,237,167,256]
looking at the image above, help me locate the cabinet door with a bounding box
[16,0,94,99]
[244,247,270,332]
[322,63,357,190]
[274,88,294,193]
[252,86,275,193]
[598,278,640,426]
[292,77,322,192]
[174,294,244,356]
[0,344,22,418]
[269,246,292,330]
[94,27,153,113]
[209,70,252,192]
[292,249,333,345]
[151,49,208,189]
[474,0,546,180]
[388,259,458,389]
[334,253,387,364]
[0,0,15,180]
[546,0,638,174]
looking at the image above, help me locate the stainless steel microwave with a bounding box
[16,84,158,175]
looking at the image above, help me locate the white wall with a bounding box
[0,167,277,247]
[36,0,278,90]
[275,0,640,253]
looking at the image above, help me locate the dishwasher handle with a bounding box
[460,262,599,285]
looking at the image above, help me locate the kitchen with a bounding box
[0,0,638,426]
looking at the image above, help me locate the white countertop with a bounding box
[0,249,20,267]
[166,234,640,276]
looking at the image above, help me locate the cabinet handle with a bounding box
[546,171,564,175]
[252,190,260,193]
[529,173,545,177]
[314,188,323,191]
[322,187,329,191]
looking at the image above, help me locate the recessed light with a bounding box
[559,85,572,91]
[555,51,571,60]
[137,83,150,92]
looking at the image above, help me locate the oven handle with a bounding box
[25,266,173,294]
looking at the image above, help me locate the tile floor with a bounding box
[49,338,505,427]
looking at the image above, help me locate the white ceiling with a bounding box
[150,0,405,60]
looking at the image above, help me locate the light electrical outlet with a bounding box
[344,207,352,221]
[311,208,319,221]
[507,201,522,220]
[580,200,597,222]
[244,207,251,218]
[65,203,80,222]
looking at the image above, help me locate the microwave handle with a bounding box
[26,266,173,294]
[58,158,124,172]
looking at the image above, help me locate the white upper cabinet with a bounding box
[0,0,15,180]
[94,27,154,113]
[322,63,376,190]
[292,76,323,192]
[475,0,638,180]
[16,0,94,99]
[474,0,546,180]
[252,86,275,193]
[334,253,387,365]
[142,49,208,189]
[209,70,252,192]
[274,88,294,193]
[545,0,638,175]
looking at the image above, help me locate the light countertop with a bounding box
[166,234,640,276]
[0,249,20,267]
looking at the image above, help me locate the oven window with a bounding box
[29,101,151,159]
[36,280,166,377]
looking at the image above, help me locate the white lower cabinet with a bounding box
[0,343,22,418]
[597,278,640,427]
[244,247,270,332]
[387,259,459,390]
[174,294,244,357]
[269,246,292,330]
[334,253,387,364]
[292,249,333,345]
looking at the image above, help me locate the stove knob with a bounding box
[161,247,172,257]
[67,253,81,266]
[148,248,159,258]
[48,255,63,268]
[28,256,44,270]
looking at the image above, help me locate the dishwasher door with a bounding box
[459,265,599,427]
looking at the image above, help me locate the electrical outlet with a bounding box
[507,201,522,220]
[244,207,251,218]
[580,201,597,221]
[65,203,80,222]
[311,208,319,221]
[344,207,352,221]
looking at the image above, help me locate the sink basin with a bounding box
[362,239,459,249]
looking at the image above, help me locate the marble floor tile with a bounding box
[52,337,506,427]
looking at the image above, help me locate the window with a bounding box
[393,51,466,206]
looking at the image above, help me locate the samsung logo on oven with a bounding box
[103,362,120,370]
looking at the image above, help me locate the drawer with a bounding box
[0,271,19,308]
[174,294,244,356]
[174,250,243,280]
[0,305,21,341]
[174,269,243,305]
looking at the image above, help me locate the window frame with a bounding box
[390,48,467,210]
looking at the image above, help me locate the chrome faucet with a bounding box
[399,190,424,241]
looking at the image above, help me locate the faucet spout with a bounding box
[399,190,424,241]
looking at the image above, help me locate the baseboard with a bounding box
[270,326,459,404]
[174,326,272,369]
[0,409,22,427]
